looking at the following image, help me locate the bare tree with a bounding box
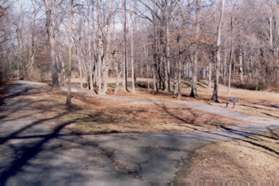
[44,0,60,87]
[212,0,225,102]
[190,0,200,98]
[2,0,279,100]
[130,3,136,92]
[123,0,128,92]
[66,0,74,106]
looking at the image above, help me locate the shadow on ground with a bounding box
[155,102,279,158]
[1,83,279,185]
[0,84,212,185]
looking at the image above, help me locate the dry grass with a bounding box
[116,81,279,120]
[15,87,240,134]
[57,82,279,133]
[68,96,239,134]
[7,80,279,134]
[175,139,279,185]
[71,78,279,119]
[103,80,279,118]
[195,84,279,119]
[201,81,277,104]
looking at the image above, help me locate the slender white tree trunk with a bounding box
[123,0,128,92]
[130,9,136,92]
[239,50,244,83]
[165,10,171,92]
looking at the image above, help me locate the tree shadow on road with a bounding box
[0,84,90,185]
[1,83,279,185]
[0,119,77,185]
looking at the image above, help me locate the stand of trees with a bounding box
[0,1,8,84]
[1,0,279,103]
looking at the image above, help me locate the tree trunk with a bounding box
[123,0,128,92]
[228,55,232,96]
[208,62,212,88]
[144,43,150,90]
[239,50,244,83]
[66,0,74,107]
[44,0,59,87]
[212,0,225,102]
[227,11,234,96]
[190,0,200,98]
[270,16,273,49]
[66,45,73,106]
[177,47,182,99]
[165,11,171,92]
[130,9,136,92]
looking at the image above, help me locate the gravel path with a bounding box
[0,81,279,186]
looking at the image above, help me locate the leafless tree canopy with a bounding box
[1,0,279,101]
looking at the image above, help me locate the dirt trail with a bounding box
[0,81,279,185]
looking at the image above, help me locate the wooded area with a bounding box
[1,0,279,104]
[2,1,279,184]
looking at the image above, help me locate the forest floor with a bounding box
[1,81,279,185]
